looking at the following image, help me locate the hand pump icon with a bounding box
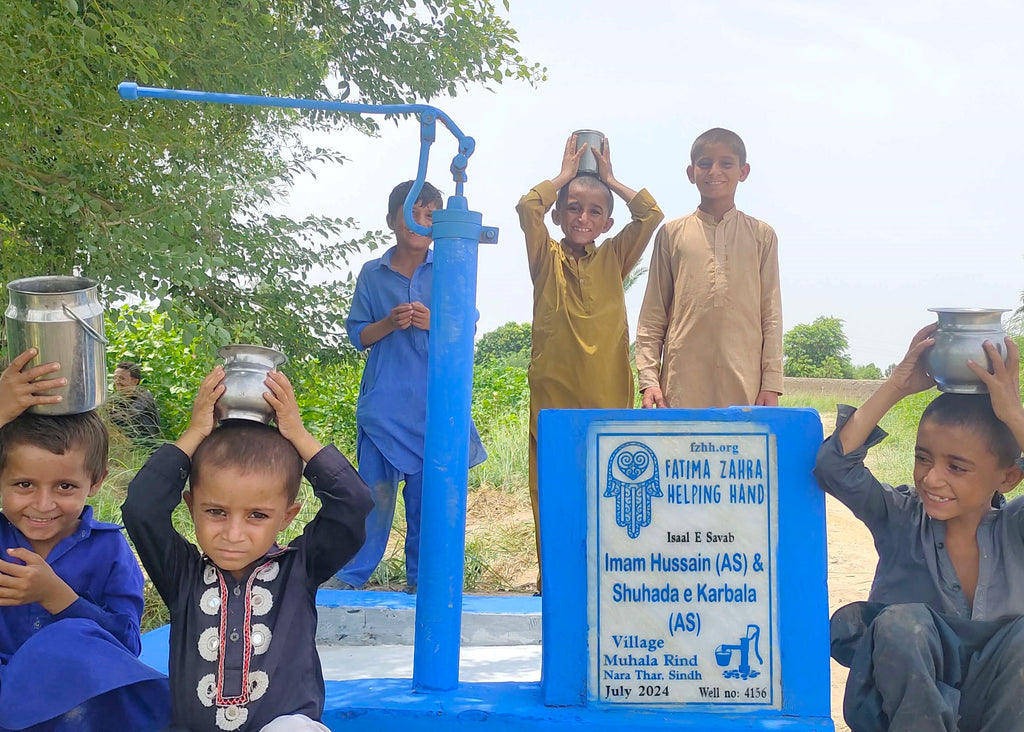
[715,624,763,680]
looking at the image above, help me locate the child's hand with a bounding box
[755,390,780,407]
[969,338,1024,429]
[642,386,668,409]
[389,303,414,331]
[263,370,322,462]
[0,348,66,428]
[411,302,430,331]
[175,366,225,457]
[591,137,637,202]
[592,138,615,184]
[552,134,585,189]
[0,547,78,614]
[885,323,938,398]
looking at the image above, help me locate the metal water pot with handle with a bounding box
[5,276,108,415]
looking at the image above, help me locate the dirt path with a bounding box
[825,493,875,731]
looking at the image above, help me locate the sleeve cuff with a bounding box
[304,444,357,487]
[536,180,558,207]
[833,404,888,452]
[53,596,106,625]
[627,188,657,216]
[349,322,369,351]
[146,444,192,486]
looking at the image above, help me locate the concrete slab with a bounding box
[318,644,541,682]
[315,589,542,646]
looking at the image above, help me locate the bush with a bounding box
[475,322,531,366]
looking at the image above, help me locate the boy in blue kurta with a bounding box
[0,348,168,730]
[336,180,486,592]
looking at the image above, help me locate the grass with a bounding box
[87,383,956,632]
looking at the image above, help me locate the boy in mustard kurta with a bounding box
[516,134,663,590]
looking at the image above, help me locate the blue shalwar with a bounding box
[0,507,169,731]
[337,246,486,587]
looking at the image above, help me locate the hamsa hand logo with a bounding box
[605,442,662,539]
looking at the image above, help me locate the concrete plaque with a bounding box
[587,422,780,707]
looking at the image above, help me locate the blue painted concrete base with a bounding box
[323,679,834,730]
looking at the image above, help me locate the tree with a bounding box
[0,0,543,359]
[851,363,883,380]
[783,316,853,378]
[475,321,531,365]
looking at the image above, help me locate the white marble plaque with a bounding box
[587,422,780,707]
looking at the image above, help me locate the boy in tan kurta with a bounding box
[636,128,783,409]
[516,134,663,589]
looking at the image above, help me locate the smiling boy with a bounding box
[516,134,663,589]
[335,180,486,593]
[816,325,1024,731]
[0,348,168,730]
[636,127,783,409]
[122,366,372,730]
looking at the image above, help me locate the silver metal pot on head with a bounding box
[927,308,1009,394]
[5,276,108,415]
[215,345,287,424]
[573,129,604,176]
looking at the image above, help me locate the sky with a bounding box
[271,0,1024,369]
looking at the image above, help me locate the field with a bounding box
[89,367,938,729]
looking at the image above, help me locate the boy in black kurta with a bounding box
[122,366,372,731]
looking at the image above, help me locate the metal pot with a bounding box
[573,129,604,176]
[927,308,1009,394]
[215,345,287,424]
[5,276,108,415]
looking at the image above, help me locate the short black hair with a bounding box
[920,393,1022,468]
[690,128,747,166]
[116,361,142,381]
[555,175,614,215]
[191,422,304,503]
[0,411,109,484]
[387,180,443,223]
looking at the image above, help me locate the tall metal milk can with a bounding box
[5,276,108,415]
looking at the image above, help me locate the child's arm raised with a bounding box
[0,348,67,428]
[263,370,322,462]
[969,338,1024,450]
[174,366,226,458]
[550,133,586,192]
[592,137,664,276]
[516,135,586,280]
[592,138,637,203]
[265,372,373,584]
[123,368,223,608]
[837,324,937,454]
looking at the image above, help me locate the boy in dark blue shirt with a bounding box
[0,348,168,730]
[123,366,372,730]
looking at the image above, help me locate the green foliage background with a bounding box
[0,0,543,360]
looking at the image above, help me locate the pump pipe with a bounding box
[119,82,497,691]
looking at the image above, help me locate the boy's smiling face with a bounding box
[0,443,104,558]
[687,142,750,204]
[552,179,614,252]
[913,418,1023,530]
[388,201,439,254]
[184,466,301,579]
